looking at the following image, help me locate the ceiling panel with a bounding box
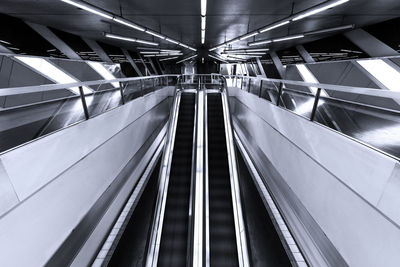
[0,0,399,55]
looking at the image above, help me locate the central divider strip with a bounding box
[192,89,205,267]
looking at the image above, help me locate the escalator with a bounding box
[157,93,195,267]
[100,88,295,267]
[207,93,239,267]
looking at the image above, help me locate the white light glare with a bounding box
[239,32,259,41]
[145,30,166,39]
[201,16,206,30]
[357,59,400,92]
[260,20,290,33]
[87,61,119,88]
[201,0,207,16]
[112,18,145,31]
[296,64,327,96]
[15,56,92,94]
[293,0,350,21]
[61,0,113,19]
[105,33,159,46]
[248,40,272,46]
[273,34,304,42]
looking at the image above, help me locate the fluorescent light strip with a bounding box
[224,48,269,53]
[176,54,197,64]
[15,56,92,95]
[159,56,179,61]
[273,34,304,42]
[145,30,166,39]
[60,0,194,49]
[112,18,145,31]
[201,16,206,30]
[248,40,272,46]
[260,20,290,33]
[61,0,113,19]
[223,52,266,56]
[208,0,349,51]
[293,0,350,21]
[201,0,207,16]
[144,53,183,57]
[105,33,159,46]
[87,61,119,88]
[239,32,259,41]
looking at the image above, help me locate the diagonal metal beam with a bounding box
[296,45,315,63]
[82,38,112,63]
[26,21,81,60]
[270,51,286,78]
[149,58,159,75]
[344,29,399,57]
[122,49,143,76]
[256,58,266,77]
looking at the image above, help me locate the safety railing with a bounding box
[225,75,400,160]
[0,75,179,154]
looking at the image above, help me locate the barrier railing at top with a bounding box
[0,75,179,154]
[224,75,400,161]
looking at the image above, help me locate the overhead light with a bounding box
[112,18,145,31]
[306,24,354,35]
[208,54,228,63]
[159,56,179,61]
[259,20,290,33]
[273,34,304,42]
[239,32,259,41]
[201,16,206,30]
[201,0,207,16]
[0,40,11,45]
[176,54,198,64]
[201,30,205,44]
[105,33,159,46]
[144,53,183,57]
[248,39,272,46]
[60,0,113,19]
[87,61,119,88]
[223,52,266,55]
[60,0,195,50]
[188,46,197,52]
[14,56,92,95]
[165,38,180,44]
[224,48,269,53]
[145,30,166,39]
[179,43,189,49]
[292,0,350,21]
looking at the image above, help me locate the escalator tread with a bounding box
[207,93,239,267]
[158,93,195,267]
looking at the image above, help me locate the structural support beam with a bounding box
[26,22,81,60]
[256,58,267,77]
[155,58,165,75]
[296,45,315,63]
[149,58,159,75]
[270,51,286,78]
[122,49,143,76]
[138,54,152,76]
[344,29,399,57]
[0,44,13,54]
[82,38,112,63]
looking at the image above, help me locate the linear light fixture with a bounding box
[105,33,159,46]
[159,56,179,61]
[224,48,269,53]
[144,53,183,57]
[208,0,351,51]
[60,0,195,50]
[222,51,266,55]
[274,34,304,42]
[357,59,400,92]
[239,32,259,41]
[61,0,113,19]
[112,17,145,31]
[248,24,353,46]
[293,0,350,21]
[176,54,198,64]
[260,20,290,33]
[201,0,207,44]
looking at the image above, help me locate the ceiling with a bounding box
[1,0,400,57]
